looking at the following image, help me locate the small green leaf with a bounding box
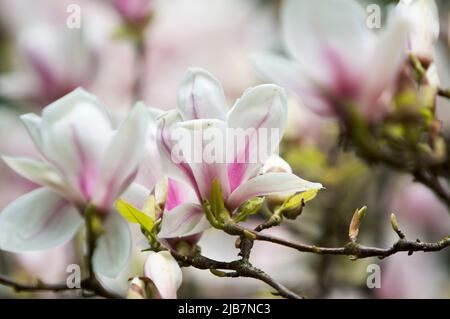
[234,197,265,223]
[116,199,154,234]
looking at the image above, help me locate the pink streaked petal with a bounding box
[177,68,227,121]
[321,45,361,101]
[39,89,112,201]
[94,102,150,210]
[227,85,288,191]
[361,17,409,120]
[157,111,201,201]
[176,119,230,200]
[166,178,198,211]
[282,0,372,85]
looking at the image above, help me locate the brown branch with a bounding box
[170,250,302,299]
[0,275,73,294]
[222,222,450,259]
[0,275,121,298]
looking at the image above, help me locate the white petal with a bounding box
[93,212,132,278]
[177,68,227,121]
[361,16,409,118]
[261,154,292,174]
[252,53,334,116]
[227,173,323,212]
[20,113,44,152]
[2,156,71,197]
[135,114,163,192]
[144,251,182,299]
[0,188,83,252]
[94,102,150,210]
[120,183,150,209]
[158,203,209,238]
[227,85,288,191]
[282,0,372,83]
[39,88,113,201]
[397,0,439,58]
[252,53,310,95]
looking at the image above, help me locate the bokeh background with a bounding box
[0,0,449,298]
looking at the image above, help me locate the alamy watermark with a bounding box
[366,264,381,289]
[66,4,81,29]
[167,125,281,165]
[66,264,81,289]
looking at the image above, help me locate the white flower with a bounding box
[397,0,440,61]
[0,88,151,278]
[144,251,183,299]
[153,68,322,238]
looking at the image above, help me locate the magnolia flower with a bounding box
[0,0,135,116]
[152,68,322,239]
[144,251,183,299]
[0,88,150,278]
[253,0,410,120]
[397,0,439,62]
[0,0,94,106]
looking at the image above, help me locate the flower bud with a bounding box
[126,277,147,299]
[348,206,367,242]
[397,0,439,62]
[144,251,182,299]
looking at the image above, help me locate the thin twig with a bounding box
[0,275,73,293]
[0,275,121,298]
[170,250,302,299]
[222,222,450,259]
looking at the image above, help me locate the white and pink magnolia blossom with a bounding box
[144,251,183,299]
[0,0,135,116]
[253,0,411,120]
[0,88,151,278]
[147,68,323,239]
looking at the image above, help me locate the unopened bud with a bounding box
[127,277,147,299]
[348,206,367,242]
[390,213,406,239]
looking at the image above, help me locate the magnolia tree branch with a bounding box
[0,275,72,293]
[170,250,303,299]
[0,275,120,298]
[221,221,450,260]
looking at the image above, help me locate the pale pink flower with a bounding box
[253,0,411,120]
[0,88,151,277]
[151,68,322,239]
